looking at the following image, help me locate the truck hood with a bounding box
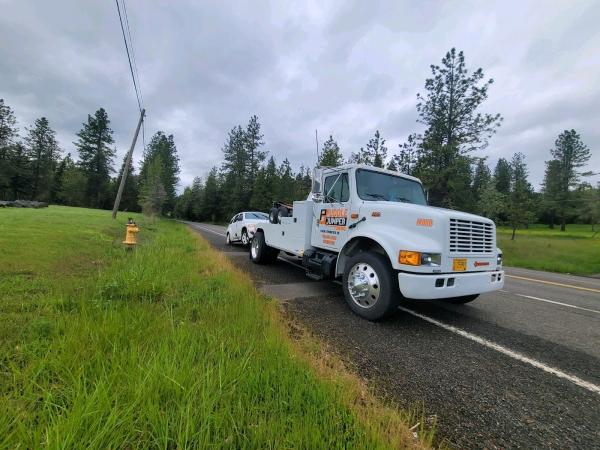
[359,201,493,225]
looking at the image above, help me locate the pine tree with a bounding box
[51,155,68,204]
[319,135,343,167]
[393,134,420,175]
[139,156,166,216]
[189,176,204,220]
[201,167,221,222]
[277,158,295,203]
[221,125,248,217]
[115,155,140,212]
[8,143,31,200]
[549,129,591,231]
[349,130,387,167]
[140,131,180,215]
[493,158,511,196]
[74,108,115,209]
[0,99,20,200]
[507,153,534,240]
[244,115,266,195]
[541,159,562,229]
[472,158,491,205]
[250,156,278,211]
[412,48,502,208]
[57,154,87,206]
[24,117,60,201]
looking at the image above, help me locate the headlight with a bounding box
[497,253,503,266]
[421,253,441,266]
[399,251,441,266]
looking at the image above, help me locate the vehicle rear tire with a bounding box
[241,229,249,246]
[269,207,279,224]
[277,206,289,223]
[249,231,279,264]
[342,252,399,321]
[443,294,479,304]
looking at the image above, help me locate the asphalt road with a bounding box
[186,222,600,449]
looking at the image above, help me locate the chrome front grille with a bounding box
[449,218,494,254]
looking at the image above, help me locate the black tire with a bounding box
[269,207,279,224]
[277,206,289,223]
[226,232,231,245]
[342,252,400,321]
[241,229,249,246]
[249,231,279,264]
[443,294,479,304]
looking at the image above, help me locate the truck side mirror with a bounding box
[312,192,324,203]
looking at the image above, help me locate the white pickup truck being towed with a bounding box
[250,164,504,320]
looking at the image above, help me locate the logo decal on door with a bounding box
[319,208,348,227]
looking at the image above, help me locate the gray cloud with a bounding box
[1,0,598,190]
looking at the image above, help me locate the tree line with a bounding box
[175,48,597,236]
[0,99,180,216]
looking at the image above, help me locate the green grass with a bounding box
[497,224,600,275]
[0,206,425,449]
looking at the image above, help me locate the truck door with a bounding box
[313,171,351,251]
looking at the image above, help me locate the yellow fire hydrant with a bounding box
[123,218,139,248]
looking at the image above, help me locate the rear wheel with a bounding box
[241,229,249,246]
[342,252,399,321]
[443,294,479,304]
[277,206,289,222]
[249,231,279,264]
[269,207,279,224]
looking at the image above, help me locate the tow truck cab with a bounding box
[251,164,504,320]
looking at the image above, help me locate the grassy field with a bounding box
[0,206,429,449]
[497,224,600,275]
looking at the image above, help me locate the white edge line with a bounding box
[397,305,600,395]
[191,222,600,396]
[192,224,226,237]
[513,293,600,315]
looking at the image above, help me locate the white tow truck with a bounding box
[250,164,504,320]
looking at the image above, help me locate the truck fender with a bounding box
[335,234,396,278]
[335,226,442,277]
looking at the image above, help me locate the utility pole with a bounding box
[112,108,145,219]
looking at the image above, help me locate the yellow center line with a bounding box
[506,275,600,294]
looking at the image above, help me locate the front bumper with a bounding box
[398,270,504,300]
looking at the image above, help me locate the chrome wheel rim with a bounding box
[347,263,380,308]
[241,232,249,245]
[250,238,259,259]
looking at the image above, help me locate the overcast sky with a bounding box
[1,0,598,190]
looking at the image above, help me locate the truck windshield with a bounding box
[355,169,427,205]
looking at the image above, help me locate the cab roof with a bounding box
[319,164,422,184]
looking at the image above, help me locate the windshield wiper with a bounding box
[364,192,387,200]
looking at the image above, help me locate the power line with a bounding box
[121,0,143,109]
[115,0,142,112]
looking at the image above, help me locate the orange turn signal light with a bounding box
[399,250,421,266]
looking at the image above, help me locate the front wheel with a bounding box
[249,231,279,264]
[342,252,400,321]
[226,232,231,245]
[443,294,479,304]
